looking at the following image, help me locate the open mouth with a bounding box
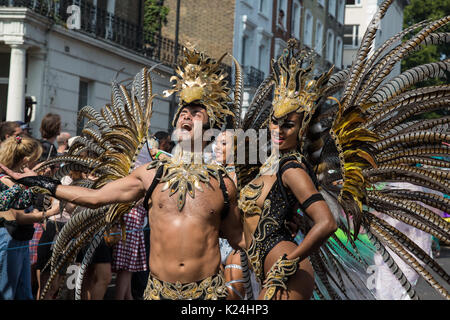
[181,122,193,131]
[272,135,285,144]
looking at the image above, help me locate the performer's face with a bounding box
[174,104,209,142]
[269,112,301,151]
[214,131,234,165]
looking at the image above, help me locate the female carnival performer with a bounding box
[237,47,337,301]
[236,0,450,300]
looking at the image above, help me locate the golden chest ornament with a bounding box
[147,151,228,211]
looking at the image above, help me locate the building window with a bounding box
[241,36,248,66]
[258,45,265,71]
[318,0,325,7]
[303,10,313,47]
[346,0,361,5]
[274,38,287,59]
[77,80,89,135]
[277,0,287,30]
[337,0,345,24]
[335,37,343,69]
[259,0,267,15]
[291,1,301,39]
[328,0,336,18]
[344,24,359,47]
[326,30,335,63]
[315,20,323,56]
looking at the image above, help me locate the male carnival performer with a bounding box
[1,46,245,300]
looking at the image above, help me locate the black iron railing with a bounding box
[0,0,187,67]
[243,65,264,88]
[0,0,243,86]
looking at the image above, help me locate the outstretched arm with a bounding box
[282,166,337,262]
[55,174,145,208]
[0,163,149,209]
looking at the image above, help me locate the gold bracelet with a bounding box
[262,254,300,300]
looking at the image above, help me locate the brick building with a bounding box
[161,0,235,65]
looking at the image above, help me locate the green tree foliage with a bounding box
[143,0,169,44]
[401,0,449,86]
[401,0,449,119]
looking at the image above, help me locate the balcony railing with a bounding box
[1,0,243,87]
[0,0,187,67]
[243,66,264,88]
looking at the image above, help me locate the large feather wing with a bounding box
[310,0,450,299]
[37,67,155,299]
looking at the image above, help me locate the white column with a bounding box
[6,44,28,122]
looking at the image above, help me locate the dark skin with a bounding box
[1,105,244,285]
[243,112,337,300]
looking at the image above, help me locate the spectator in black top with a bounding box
[39,113,61,162]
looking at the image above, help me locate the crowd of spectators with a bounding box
[0,114,173,300]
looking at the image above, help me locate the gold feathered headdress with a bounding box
[163,45,235,129]
[271,39,333,140]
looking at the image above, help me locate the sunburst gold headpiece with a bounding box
[163,45,235,129]
[271,39,333,124]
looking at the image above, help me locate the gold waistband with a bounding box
[143,270,228,300]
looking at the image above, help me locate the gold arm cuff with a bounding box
[262,254,300,300]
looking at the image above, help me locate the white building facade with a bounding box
[343,0,408,75]
[0,2,173,138]
[232,0,273,116]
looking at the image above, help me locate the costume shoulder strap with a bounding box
[279,155,319,188]
[279,157,305,176]
[218,172,230,220]
[143,164,164,212]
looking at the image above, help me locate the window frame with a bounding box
[335,36,343,69]
[277,0,288,31]
[343,24,359,48]
[303,9,314,47]
[345,0,362,7]
[328,0,337,18]
[314,20,323,56]
[291,0,301,39]
[326,29,335,63]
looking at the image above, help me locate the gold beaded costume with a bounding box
[143,270,228,300]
